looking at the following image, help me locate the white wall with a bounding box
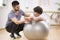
[0,0,59,28]
[0,0,13,28]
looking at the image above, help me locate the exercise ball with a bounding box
[23,21,49,40]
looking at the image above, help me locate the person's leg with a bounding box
[6,22,19,39]
[10,22,19,39]
[15,23,25,37]
[5,23,13,33]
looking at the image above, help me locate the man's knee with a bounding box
[5,22,18,33]
[18,23,25,31]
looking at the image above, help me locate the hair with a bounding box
[34,6,43,14]
[12,1,19,7]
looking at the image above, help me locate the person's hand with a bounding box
[19,18,25,24]
[24,17,30,22]
[24,17,33,22]
[30,17,34,22]
[22,19,26,23]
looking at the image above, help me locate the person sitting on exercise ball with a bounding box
[25,6,44,23]
[25,6,49,25]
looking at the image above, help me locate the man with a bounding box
[6,1,29,39]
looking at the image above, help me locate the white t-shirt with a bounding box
[30,13,50,25]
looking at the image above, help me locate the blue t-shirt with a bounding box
[6,10,25,25]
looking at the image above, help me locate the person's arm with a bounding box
[38,17,44,21]
[22,12,31,22]
[21,10,30,17]
[8,13,25,25]
[21,10,32,22]
[10,17,25,25]
[34,17,44,22]
[24,13,30,17]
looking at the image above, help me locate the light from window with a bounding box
[0,0,3,6]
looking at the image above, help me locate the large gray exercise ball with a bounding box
[23,21,49,40]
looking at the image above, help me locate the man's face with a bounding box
[34,12,40,17]
[13,5,20,11]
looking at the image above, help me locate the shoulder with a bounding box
[19,9,25,15]
[19,9,24,13]
[8,10,14,16]
[40,13,47,18]
[40,13,45,17]
[40,13,48,21]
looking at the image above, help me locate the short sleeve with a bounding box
[20,10,25,16]
[8,13,15,19]
[22,11,25,16]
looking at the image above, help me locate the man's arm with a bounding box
[23,13,32,22]
[24,13,30,17]
[10,17,25,25]
[11,13,30,24]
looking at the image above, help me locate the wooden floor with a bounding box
[0,26,60,40]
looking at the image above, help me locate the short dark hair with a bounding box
[12,1,19,7]
[34,6,43,14]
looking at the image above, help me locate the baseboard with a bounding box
[0,28,5,30]
[50,24,60,26]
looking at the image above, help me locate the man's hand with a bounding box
[24,17,33,22]
[19,19,25,24]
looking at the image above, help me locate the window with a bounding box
[18,0,39,12]
[40,0,60,11]
[0,0,3,6]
